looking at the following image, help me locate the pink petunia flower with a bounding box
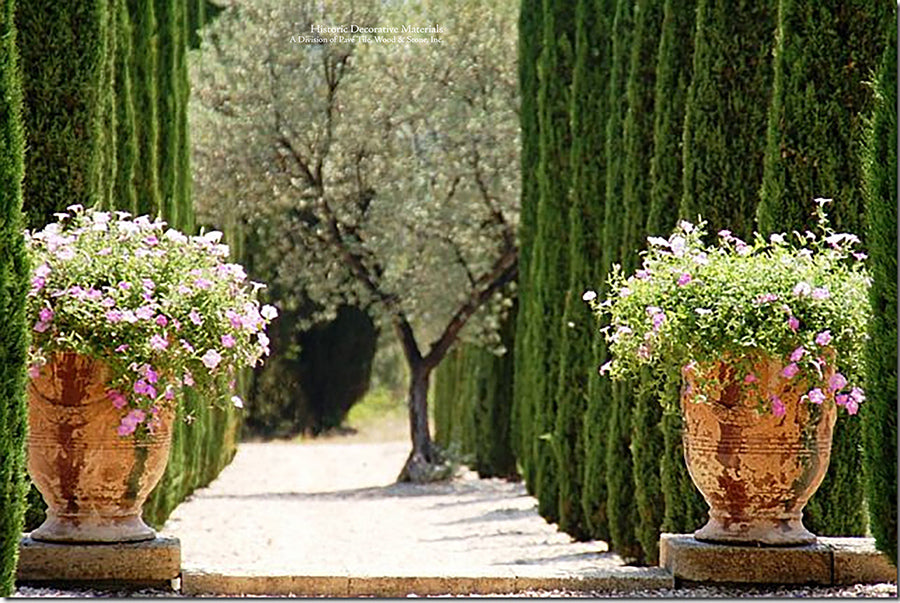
[201,349,222,370]
[789,347,806,362]
[828,372,847,392]
[155,314,168,327]
[781,363,799,379]
[811,287,830,300]
[807,388,826,404]
[107,389,128,410]
[787,316,800,332]
[149,334,168,351]
[744,373,758,384]
[771,395,786,418]
[221,334,236,348]
[815,330,832,346]
[676,273,692,287]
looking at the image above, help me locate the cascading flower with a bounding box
[25,206,277,438]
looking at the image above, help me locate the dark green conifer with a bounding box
[861,13,896,564]
[600,0,641,562]
[17,2,112,229]
[679,0,775,240]
[577,0,615,544]
[647,0,707,538]
[511,0,543,492]
[0,0,30,593]
[553,0,614,541]
[530,0,576,522]
[756,0,892,537]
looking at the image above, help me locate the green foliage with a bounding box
[553,0,613,542]
[756,0,892,536]
[528,0,576,522]
[434,304,517,480]
[600,0,641,562]
[512,0,543,494]
[680,0,775,240]
[758,0,892,240]
[861,17,897,564]
[0,0,29,592]
[575,0,614,545]
[128,0,161,218]
[112,0,138,214]
[648,0,707,542]
[621,0,664,565]
[16,1,113,230]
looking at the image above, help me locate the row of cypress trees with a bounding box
[13,0,240,531]
[0,0,29,595]
[436,0,895,565]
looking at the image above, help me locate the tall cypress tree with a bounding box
[647,0,707,538]
[680,0,775,240]
[530,0,575,523]
[578,0,615,544]
[17,1,113,229]
[129,0,161,218]
[862,16,897,564]
[620,0,664,565]
[0,0,29,593]
[512,0,543,493]
[756,0,891,537]
[600,0,641,562]
[113,0,138,213]
[553,0,613,541]
[757,0,892,239]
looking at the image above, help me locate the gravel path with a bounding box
[12,435,898,598]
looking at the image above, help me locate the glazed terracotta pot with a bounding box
[681,356,837,545]
[26,353,174,543]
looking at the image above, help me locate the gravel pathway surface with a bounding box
[12,435,897,598]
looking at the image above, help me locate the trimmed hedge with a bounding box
[433,306,518,480]
[577,0,615,545]
[600,0,640,562]
[756,0,892,537]
[621,0,664,565]
[528,0,576,523]
[649,0,707,538]
[679,0,775,239]
[0,0,29,593]
[861,14,897,565]
[511,0,542,495]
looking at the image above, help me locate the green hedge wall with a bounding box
[600,0,640,562]
[433,305,517,480]
[756,0,892,537]
[511,0,542,495]
[649,0,707,538]
[680,0,775,239]
[552,0,613,542]
[577,0,615,546]
[862,15,897,565]
[0,0,29,593]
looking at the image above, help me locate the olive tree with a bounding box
[190,0,519,481]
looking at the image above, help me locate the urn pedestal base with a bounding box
[17,535,181,586]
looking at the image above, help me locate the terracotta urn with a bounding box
[26,353,174,543]
[680,356,837,545]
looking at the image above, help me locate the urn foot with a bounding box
[30,512,156,543]
[694,511,816,546]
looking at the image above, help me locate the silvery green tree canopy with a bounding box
[190,0,519,481]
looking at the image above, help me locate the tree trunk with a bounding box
[397,362,437,482]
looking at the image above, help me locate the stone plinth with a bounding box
[660,534,897,586]
[17,535,180,587]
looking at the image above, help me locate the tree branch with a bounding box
[421,245,518,371]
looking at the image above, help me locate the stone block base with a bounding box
[660,534,897,586]
[17,534,180,587]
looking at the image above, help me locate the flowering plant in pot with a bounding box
[24,205,276,542]
[584,199,870,545]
